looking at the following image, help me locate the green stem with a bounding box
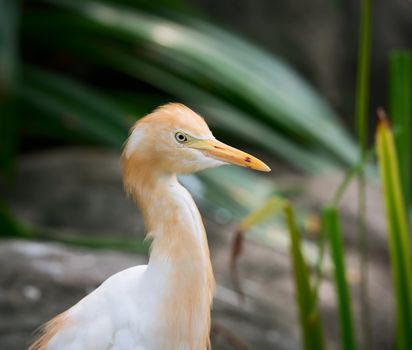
[323,207,357,350]
[355,0,372,156]
[311,222,326,313]
[311,149,374,318]
[332,149,375,206]
[358,171,372,349]
[284,204,325,350]
[355,0,373,348]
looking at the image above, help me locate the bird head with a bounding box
[122,103,270,175]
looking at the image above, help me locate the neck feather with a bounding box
[123,157,215,349]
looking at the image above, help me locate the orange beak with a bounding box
[189,139,271,172]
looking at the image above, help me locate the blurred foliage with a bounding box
[389,51,412,215]
[0,0,361,239]
[284,202,325,350]
[376,112,412,350]
[232,187,361,350]
[231,196,325,350]
[235,64,412,350]
[321,207,357,350]
[5,0,358,173]
[233,0,412,349]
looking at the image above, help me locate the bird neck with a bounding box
[126,168,214,349]
[141,173,211,263]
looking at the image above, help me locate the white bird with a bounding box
[29,103,270,350]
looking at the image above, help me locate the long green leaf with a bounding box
[238,197,285,231]
[283,203,325,350]
[376,115,412,350]
[0,207,149,253]
[20,227,149,253]
[389,51,411,215]
[322,206,357,350]
[19,66,129,148]
[234,197,325,350]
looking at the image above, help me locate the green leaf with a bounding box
[322,206,357,350]
[235,196,326,350]
[19,66,130,148]
[283,203,325,350]
[389,51,412,215]
[376,115,412,350]
[238,196,285,231]
[21,227,149,253]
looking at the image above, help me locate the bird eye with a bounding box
[175,132,188,143]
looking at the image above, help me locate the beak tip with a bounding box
[253,160,271,172]
[261,164,271,172]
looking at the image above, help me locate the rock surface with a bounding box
[1,148,395,349]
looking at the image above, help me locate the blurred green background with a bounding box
[2,0,411,179]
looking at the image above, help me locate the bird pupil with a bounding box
[176,133,186,142]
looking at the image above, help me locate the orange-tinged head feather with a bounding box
[121,103,219,181]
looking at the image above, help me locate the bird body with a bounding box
[30,103,269,350]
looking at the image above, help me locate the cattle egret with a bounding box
[29,103,270,350]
